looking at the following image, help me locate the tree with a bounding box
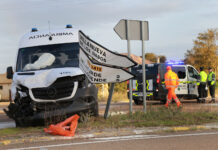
[145,53,157,62]
[185,29,218,72]
[159,55,166,63]
[145,53,167,63]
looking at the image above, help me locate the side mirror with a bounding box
[6,66,13,79]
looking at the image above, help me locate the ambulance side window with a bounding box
[172,66,186,79]
[188,66,198,79]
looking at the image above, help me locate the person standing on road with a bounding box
[207,67,216,103]
[164,66,181,108]
[198,67,207,103]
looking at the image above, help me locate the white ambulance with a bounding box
[4,25,98,126]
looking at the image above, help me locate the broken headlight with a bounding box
[16,85,29,98]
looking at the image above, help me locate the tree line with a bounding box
[185,29,218,73]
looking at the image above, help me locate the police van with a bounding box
[4,25,98,126]
[130,62,200,104]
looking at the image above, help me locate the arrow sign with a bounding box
[114,19,149,41]
[79,49,134,84]
[79,31,136,68]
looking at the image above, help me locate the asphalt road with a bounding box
[99,99,218,115]
[2,130,218,150]
[1,100,218,149]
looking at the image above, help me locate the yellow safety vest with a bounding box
[200,71,207,83]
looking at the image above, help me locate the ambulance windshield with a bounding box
[16,43,79,72]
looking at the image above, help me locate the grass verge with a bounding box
[0,127,43,139]
[79,106,218,129]
[1,106,218,138]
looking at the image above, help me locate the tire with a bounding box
[197,98,200,103]
[78,112,90,123]
[15,120,21,127]
[160,96,167,104]
[160,99,166,104]
[134,99,143,105]
[92,101,99,117]
[79,100,99,122]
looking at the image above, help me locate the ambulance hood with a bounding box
[12,67,83,89]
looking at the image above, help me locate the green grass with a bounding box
[0,127,43,138]
[78,107,218,129]
[1,107,218,138]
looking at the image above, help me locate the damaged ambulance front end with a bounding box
[4,26,98,127]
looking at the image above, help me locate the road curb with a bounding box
[1,122,218,146]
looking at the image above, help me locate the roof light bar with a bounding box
[166,60,184,65]
[31,28,38,32]
[66,24,72,28]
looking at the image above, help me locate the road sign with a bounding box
[114,19,149,113]
[79,31,136,68]
[79,49,134,84]
[114,19,149,41]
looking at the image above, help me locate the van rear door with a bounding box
[131,64,158,97]
[171,65,188,95]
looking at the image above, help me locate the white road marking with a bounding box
[8,132,218,150]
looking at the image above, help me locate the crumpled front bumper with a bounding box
[4,84,98,126]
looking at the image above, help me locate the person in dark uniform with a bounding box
[208,67,216,103]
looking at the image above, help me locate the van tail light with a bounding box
[157,74,160,84]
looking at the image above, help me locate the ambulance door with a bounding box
[187,66,199,96]
[172,66,188,95]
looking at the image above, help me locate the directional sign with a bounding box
[79,31,136,68]
[79,49,134,84]
[114,19,149,41]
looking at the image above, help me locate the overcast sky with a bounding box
[0,0,217,73]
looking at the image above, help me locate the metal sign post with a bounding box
[114,19,149,113]
[104,83,115,119]
[141,21,146,113]
[126,20,133,114]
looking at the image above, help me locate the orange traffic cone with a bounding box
[44,114,80,136]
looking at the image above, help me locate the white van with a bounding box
[4,25,98,126]
[130,63,200,104]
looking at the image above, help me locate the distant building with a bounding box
[0,74,12,101]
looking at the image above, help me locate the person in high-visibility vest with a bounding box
[198,67,207,103]
[207,67,216,103]
[164,66,181,108]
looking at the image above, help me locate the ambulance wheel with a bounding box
[161,99,166,104]
[134,99,143,105]
[91,101,99,117]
